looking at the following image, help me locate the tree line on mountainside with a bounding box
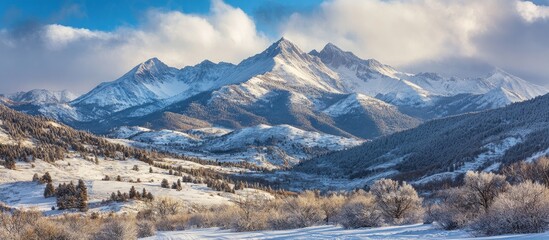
[296,94,549,181]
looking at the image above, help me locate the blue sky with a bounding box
[1,0,549,94]
[0,0,323,37]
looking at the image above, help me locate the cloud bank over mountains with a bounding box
[1,0,548,94]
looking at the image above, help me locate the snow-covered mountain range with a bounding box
[7,38,547,141]
[1,89,76,105]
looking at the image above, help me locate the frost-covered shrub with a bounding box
[187,211,216,229]
[188,205,240,230]
[58,214,102,239]
[320,193,346,224]
[370,179,423,225]
[233,209,269,232]
[154,215,190,231]
[279,191,326,228]
[430,188,476,230]
[0,210,42,238]
[462,171,509,213]
[21,218,74,240]
[152,197,183,217]
[94,219,137,240]
[337,193,381,229]
[472,181,549,235]
[232,197,271,231]
[504,157,549,186]
[431,172,509,230]
[136,220,156,237]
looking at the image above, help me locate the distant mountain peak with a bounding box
[323,42,343,51]
[5,89,76,105]
[117,57,176,84]
[260,37,304,58]
[489,67,508,75]
[314,43,397,78]
[316,42,364,64]
[318,42,355,58]
[198,59,215,66]
[135,57,170,74]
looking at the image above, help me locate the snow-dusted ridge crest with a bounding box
[2,89,77,105]
[78,38,547,113]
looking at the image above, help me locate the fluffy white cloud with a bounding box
[282,0,507,65]
[1,0,549,94]
[517,1,549,22]
[281,0,549,85]
[42,24,111,50]
[0,0,269,94]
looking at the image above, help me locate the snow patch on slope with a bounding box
[414,137,522,185]
[323,93,393,117]
[110,124,363,168]
[205,124,361,152]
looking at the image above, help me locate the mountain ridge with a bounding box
[7,38,548,140]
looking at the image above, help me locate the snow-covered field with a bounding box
[0,154,271,214]
[143,224,549,240]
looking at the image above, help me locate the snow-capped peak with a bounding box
[483,68,548,100]
[313,43,398,78]
[253,37,310,62]
[196,59,216,68]
[125,57,175,83]
[212,37,343,95]
[71,57,181,112]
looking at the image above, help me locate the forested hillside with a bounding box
[295,93,549,182]
[0,104,157,169]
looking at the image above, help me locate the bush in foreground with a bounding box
[338,192,381,229]
[472,181,549,235]
[94,219,137,240]
[370,179,424,225]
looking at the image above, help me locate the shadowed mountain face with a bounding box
[7,38,548,140]
[295,93,549,183]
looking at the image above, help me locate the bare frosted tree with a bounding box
[337,192,381,229]
[280,191,325,228]
[430,187,479,230]
[321,193,346,224]
[472,181,549,235]
[370,179,423,225]
[462,171,509,213]
[504,157,549,187]
[233,194,269,231]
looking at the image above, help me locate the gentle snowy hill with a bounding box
[110,124,363,168]
[0,104,273,214]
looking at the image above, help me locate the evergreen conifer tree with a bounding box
[44,182,55,198]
